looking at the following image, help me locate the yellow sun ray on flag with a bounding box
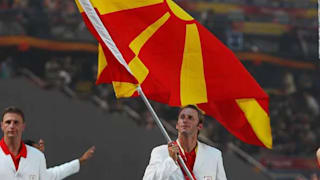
[76,0,273,148]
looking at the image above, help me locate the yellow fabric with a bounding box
[129,12,170,55]
[127,12,171,86]
[166,0,193,21]
[74,0,84,13]
[180,24,207,106]
[89,0,163,15]
[97,44,108,79]
[97,44,138,97]
[112,81,137,98]
[236,98,272,149]
[128,56,149,84]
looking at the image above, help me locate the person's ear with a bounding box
[197,123,203,130]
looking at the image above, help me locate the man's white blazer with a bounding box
[143,141,227,180]
[0,145,79,180]
[47,159,80,179]
[0,145,48,180]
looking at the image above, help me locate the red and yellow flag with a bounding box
[76,0,272,148]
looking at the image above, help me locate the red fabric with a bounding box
[79,0,271,147]
[0,138,27,170]
[174,141,197,180]
[79,9,138,85]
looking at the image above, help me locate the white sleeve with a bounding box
[216,152,227,180]
[39,152,49,180]
[47,159,80,180]
[143,146,181,180]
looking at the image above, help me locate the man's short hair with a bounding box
[2,106,25,122]
[178,105,204,124]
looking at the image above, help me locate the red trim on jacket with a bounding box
[0,138,27,170]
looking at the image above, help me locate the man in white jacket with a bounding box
[24,139,95,180]
[0,106,51,179]
[0,106,93,180]
[143,105,227,180]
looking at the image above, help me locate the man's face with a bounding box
[176,108,202,136]
[1,113,25,139]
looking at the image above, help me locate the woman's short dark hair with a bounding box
[2,106,25,122]
[178,105,204,124]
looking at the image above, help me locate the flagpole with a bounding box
[76,1,195,179]
[137,86,195,180]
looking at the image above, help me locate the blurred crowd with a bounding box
[0,0,319,159]
[179,0,315,8]
[235,66,320,157]
[191,1,317,60]
[0,0,93,41]
[0,0,317,60]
